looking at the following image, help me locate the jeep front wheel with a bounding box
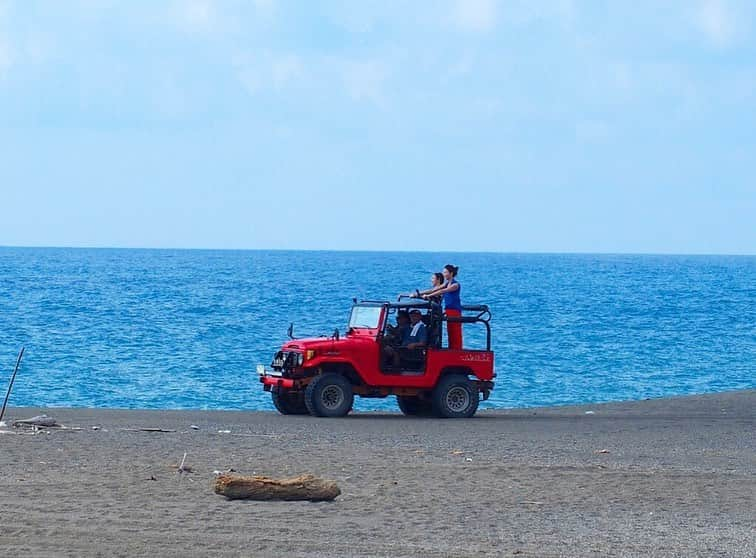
[432,374,479,418]
[305,374,354,417]
[271,388,308,415]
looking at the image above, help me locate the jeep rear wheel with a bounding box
[432,374,479,418]
[271,388,308,415]
[396,395,434,417]
[305,373,354,418]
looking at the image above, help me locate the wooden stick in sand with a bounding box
[0,347,25,425]
[214,473,341,501]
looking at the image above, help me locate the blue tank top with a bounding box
[443,279,462,311]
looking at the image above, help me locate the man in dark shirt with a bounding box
[386,311,411,346]
[387,309,428,369]
[383,311,410,368]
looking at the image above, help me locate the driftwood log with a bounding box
[214,474,340,501]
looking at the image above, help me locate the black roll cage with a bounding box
[355,297,492,351]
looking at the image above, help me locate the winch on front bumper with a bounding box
[257,350,307,391]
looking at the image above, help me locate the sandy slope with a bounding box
[0,390,753,557]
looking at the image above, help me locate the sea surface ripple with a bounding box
[0,248,754,411]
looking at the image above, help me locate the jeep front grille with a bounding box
[271,351,303,372]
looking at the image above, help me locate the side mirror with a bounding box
[287,323,294,339]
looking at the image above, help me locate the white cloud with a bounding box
[448,0,576,33]
[500,0,575,27]
[176,0,218,34]
[251,0,275,13]
[342,60,388,106]
[233,51,304,95]
[150,72,190,119]
[451,0,498,32]
[575,119,609,142]
[446,52,475,80]
[695,0,737,47]
[174,0,275,34]
[271,54,302,87]
[610,62,633,92]
[0,38,11,78]
[0,9,11,79]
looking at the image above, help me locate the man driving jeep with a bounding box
[384,309,427,369]
[385,311,410,346]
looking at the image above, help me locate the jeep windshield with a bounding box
[348,305,382,329]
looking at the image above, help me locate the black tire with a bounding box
[431,374,479,418]
[304,373,354,418]
[396,395,434,417]
[271,389,309,415]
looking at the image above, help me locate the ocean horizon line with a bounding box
[2,244,754,258]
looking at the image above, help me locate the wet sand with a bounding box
[0,390,754,557]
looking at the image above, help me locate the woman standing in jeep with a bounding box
[422,265,463,350]
[409,272,445,305]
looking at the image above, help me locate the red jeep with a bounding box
[258,299,495,418]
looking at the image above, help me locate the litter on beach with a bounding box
[13,414,60,428]
[120,427,176,433]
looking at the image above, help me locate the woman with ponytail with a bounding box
[422,264,463,350]
[408,272,445,305]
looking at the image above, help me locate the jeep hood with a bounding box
[282,335,372,352]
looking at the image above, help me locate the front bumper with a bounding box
[257,365,300,391]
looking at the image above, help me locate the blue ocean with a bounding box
[0,248,754,411]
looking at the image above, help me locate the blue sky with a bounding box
[0,0,754,254]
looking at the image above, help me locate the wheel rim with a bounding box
[321,385,344,410]
[446,386,470,413]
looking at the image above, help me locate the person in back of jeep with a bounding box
[404,309,428,350]
[422,264,463,350]
[407,272,445,305]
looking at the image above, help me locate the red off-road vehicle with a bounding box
[258,298,494,418]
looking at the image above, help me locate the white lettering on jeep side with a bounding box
[459,353,492,363]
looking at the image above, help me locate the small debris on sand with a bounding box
[170,452,192,474]
[13,415,59,428]
[121,428,176,433]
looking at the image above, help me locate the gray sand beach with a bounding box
[1,390,754,557]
